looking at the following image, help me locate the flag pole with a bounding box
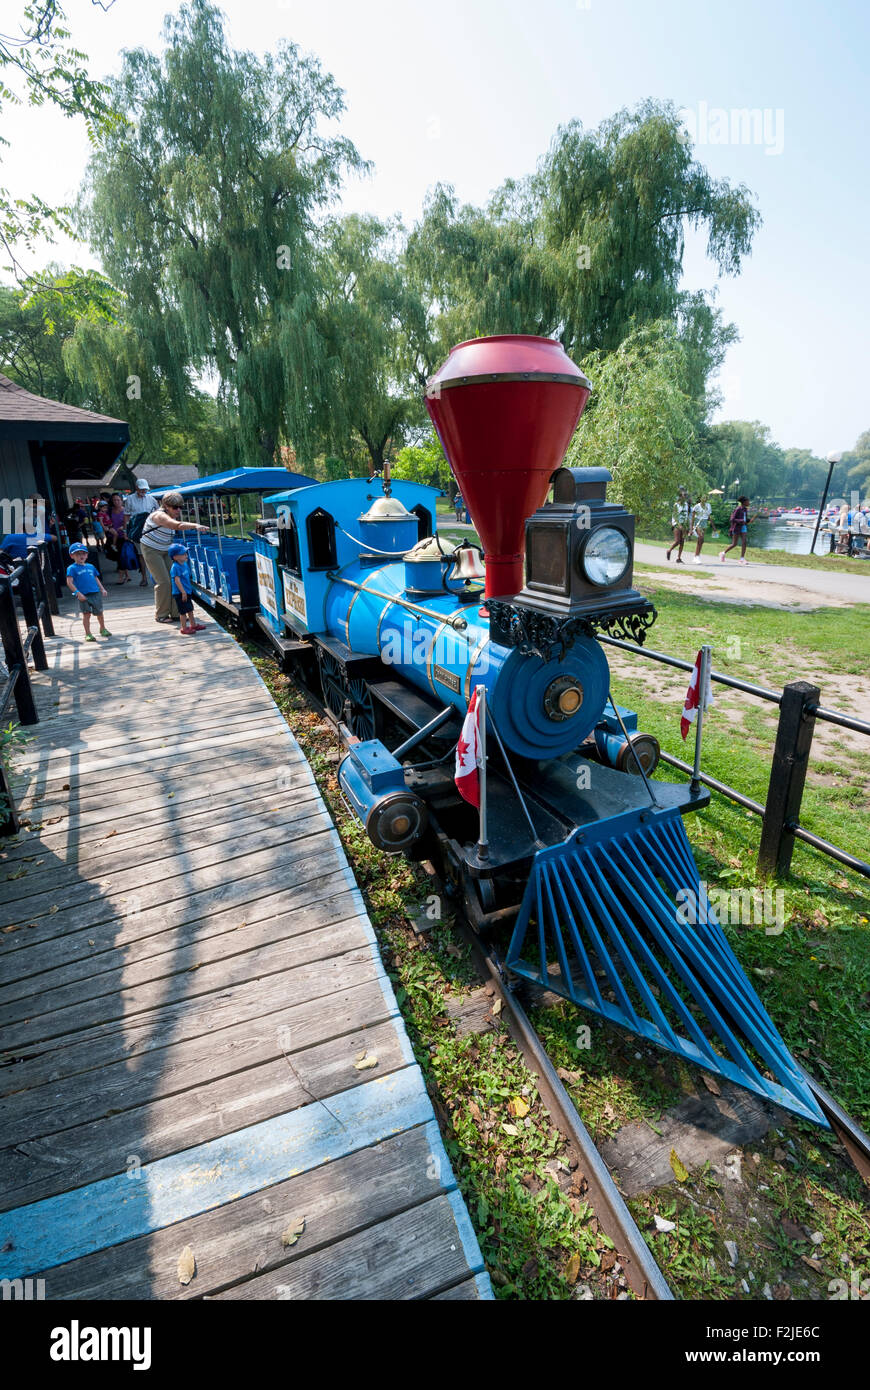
[691,644,712,794]
[476,683,489,859]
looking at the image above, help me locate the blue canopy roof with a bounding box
[153,466,317,497]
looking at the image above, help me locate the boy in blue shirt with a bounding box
[66,543,111,641]
[168,542,203,636]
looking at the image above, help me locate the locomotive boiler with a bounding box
[255,334,828,1129]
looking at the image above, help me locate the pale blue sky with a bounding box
[4,0,868,456]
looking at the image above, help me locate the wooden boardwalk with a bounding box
[0,585,491,1300]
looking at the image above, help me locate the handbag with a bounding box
[126,512,147,543]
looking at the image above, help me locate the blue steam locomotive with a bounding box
[243,334,827,1130]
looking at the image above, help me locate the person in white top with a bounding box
[666,487,690,563]
[689,494,713,562]
[123,479,160,587]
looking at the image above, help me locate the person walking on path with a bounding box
[123,479,159,587]
[719,495,755,564]
[141,492,208,623]
[666,486,690,563]
[689,493,713,562]
[168,542,205,637]
[66,542,112,642]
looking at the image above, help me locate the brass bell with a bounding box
[452,546,485,581]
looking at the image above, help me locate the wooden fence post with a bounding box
[29,549,54,638]
[758,679,820,878]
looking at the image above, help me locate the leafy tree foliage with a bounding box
[406,100,759,379]
[393,430,451,492]
[0,1,119,276]
[844,429,870,496]
[317,214,427,470]
[566,321,704,518]
[78,0,366,465]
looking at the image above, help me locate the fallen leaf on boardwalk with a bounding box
[354,1053,378,1070]
[509,1096,530,1119]
[501,1123,519,1136]
[355,1049,367,1061]
[564,1252,582,1284]
[491,997,502,1016]
[2,924,20,934]
[105,830,117,838]
[49,905,58,914]
[669,1149,689,1183]
[701,1075,721,1096]
[177,1246,196,1285]
[281,1218,305,1248]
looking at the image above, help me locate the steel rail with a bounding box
[455,922,673,1301]
[800,1070,870,1185]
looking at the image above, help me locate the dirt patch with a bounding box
[634,566,850,611]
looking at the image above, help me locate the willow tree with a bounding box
[317,213,428,472]
[77,0,366,464]
[406,99,759,389]
[567,321,704,520]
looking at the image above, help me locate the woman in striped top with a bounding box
[141,492,208,622]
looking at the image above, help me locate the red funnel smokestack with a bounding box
[425,335,591,598]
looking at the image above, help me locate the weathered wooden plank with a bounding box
[431,1277,485,1300]
[0,1026,411,1211]
[0,948,383,1097]
[0,1069,434,1277]
[0,780,308,867]
[1,788,323,906]
[14,756,314,838]
[14,720,289,793]
[0,972,396,1141]
[41,1125,445,1300]
[0,880,359,1009]
[0,862,353,988]
[15,705,282,767]
[16,734,295,811]
[0,915,370,1052]
[215,1191,483,1301]
[0,824,337,942]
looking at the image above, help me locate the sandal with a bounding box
[84,633,96,642]
[156,615,173,623]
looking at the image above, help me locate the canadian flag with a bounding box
[681,650,714,740]
[455,687,483,808]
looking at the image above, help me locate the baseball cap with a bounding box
[168,542,188,557]
[69,542,88,557]
[136,479,149,490]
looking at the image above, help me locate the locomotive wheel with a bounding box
[319,651,347,722]
[348,677,376,741]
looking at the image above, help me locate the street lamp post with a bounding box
[811,452,842,555]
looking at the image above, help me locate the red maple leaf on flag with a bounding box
[456,734,470,763]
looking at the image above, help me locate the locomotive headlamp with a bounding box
[366,793,427,852]
[581,526,631,587]
[489,467,655,650]
[544,675,584,721]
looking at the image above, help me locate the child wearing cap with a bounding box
[66,544,112,642]
[168,543,203,637]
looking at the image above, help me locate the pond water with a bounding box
[747,519,825,554]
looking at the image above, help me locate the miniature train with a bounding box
[187,335,828,1129]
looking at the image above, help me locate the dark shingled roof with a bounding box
[0,374,129,444]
